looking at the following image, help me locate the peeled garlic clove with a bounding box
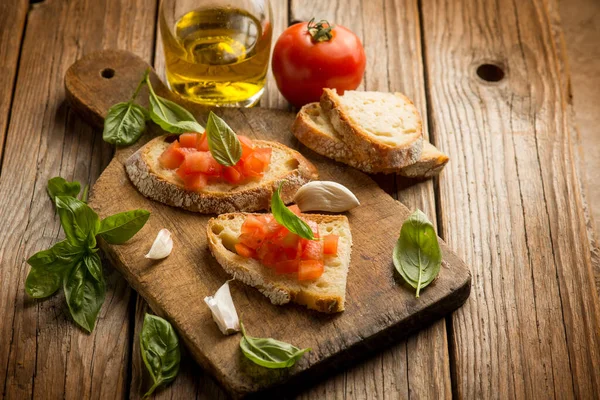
[293,181,360,212]
[145,229,173,260]
[204,281,240,335]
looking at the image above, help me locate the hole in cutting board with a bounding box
[101,68,115,79]
[476,63,505,82]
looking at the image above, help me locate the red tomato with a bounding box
[323,234,339,255]
[275,259,300,274]
[235,243,256,258]
[179,133,198,148]
[301,239,323,260]
[288,204,301,216]
[298,260,324,280]
[223,166,244,184]
[238,135,255,158]
[272,20,366,107]
[183,152,222,176]
[159,141,185,169]
[181,173,207,191]
[196,132,209,151]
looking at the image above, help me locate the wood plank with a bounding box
[64,49,471,398]
[0,0,28,168]
[420,0,600,397]
[0,1,156,398]
[288,1,452,398]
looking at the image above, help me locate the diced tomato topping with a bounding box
[252,147,272,165]
[223,166,245,184]
[301,239,323,260]
[288,204,301,216]
[182,152,222,176]
[238,135,255,158]
[235,243,255,258]
[275,259,300,274]
[179,133,198,148]
[196,132,209,151]
[298,260,324,281]
[181,173,207,191]
[323,234,339,255]
[159,141,185,169]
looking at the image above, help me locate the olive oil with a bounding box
[160,7,272,107]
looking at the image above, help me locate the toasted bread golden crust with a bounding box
[125,135,318,214]
[320,89,424,169]
[206,213,352,313]
[293,103,448,177]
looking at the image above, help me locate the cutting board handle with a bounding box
[64,50,176,129]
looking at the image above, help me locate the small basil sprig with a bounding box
[393,209,442,297]
[271,183,314,240]
[103,69,150,146]
[47,176,89,204]
[146,75,204,134]
[239,322,311,369]
[205,111,242,166]
[24,176,150,332]
[140,313,181,397]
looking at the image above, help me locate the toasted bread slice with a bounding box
[126,135,318,214]
[320,89,423,169]
[207,213,352,313]
[293,103,448,177]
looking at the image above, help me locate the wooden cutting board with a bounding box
[65,50,471,399]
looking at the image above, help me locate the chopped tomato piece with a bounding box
[183,152,222,176]
[252,147,272,165]
[288,204,301,216]
[179,133,198,148]
[238,135,255,158]
[275,259,300,274]
[241,153,266,177]
[239,232,264,249]
[223,166,244,184]
[301,239,323,260]
[181,173,207,191]
[196,132,209,151]
[159,141,185,169]
[235,243,255,258]
[323,234,339,255]
[298,260,324,280]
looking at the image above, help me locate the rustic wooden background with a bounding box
[1,0,599,399]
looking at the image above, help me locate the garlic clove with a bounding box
[293,181,360,212]
[145,228,173,260]
[204,281,240,335]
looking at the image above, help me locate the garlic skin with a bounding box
[145,229,173,260]
[293,181,360,212]
[204,281,240,335]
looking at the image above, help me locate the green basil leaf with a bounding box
[393,209,442,298]
[98,209,150,244]
[47,177,81,203]
[140,313,181,397]
[271,183,314,240]
[64,260,105,333]
[25,240,83,298]
[103,102,147,146]
[81,184,89,203]
[239,323,310,369]
[83,252,103,282]
[205,111,242,167]
[146,76,204,134]
[55,196,101,246]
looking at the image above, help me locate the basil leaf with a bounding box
[140,313,181,397]
[80,184,89,203]
[25,240,83,298]
[103,102,147,146]
[55,196,101,246]
[239,323,310,369]
[83,252,103,282]
[271,183,314,240]
[205,111,242,167]
[47,177,81,203]
[64,260,105,333]
[393,209,442,297]
[146,77,204,134]
[98,209,150,244]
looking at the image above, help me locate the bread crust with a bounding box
[125,135,318,214]
[320,89,424,169]
[207,213,352,313]
[293,103,448,177]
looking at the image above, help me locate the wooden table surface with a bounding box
[1,0,599,399]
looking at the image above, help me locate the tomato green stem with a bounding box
[307,18,334,42]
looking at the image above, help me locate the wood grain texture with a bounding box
[291,1,452,398]
[0,0,28,168]
[420,0,600,397]
[0,1,156,399]
[64,50,471,398]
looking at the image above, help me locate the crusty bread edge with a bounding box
[125,135,318,214]
[206,213,351,313]
[320,89,424,168]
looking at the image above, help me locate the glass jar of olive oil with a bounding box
[159,0,272,107]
